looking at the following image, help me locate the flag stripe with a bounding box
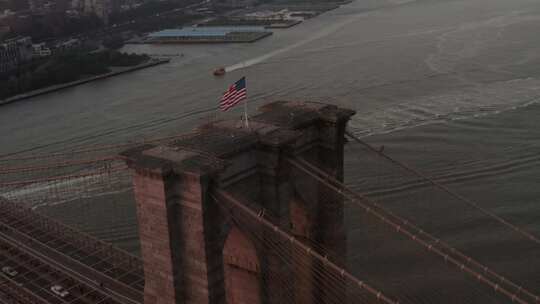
[220,94,245,110]
[221,94,246,109]
[222,87,237,99]
[220,95,245,110]
[220,89,246,105]
[221,87,246,101]
[220,78,246,111]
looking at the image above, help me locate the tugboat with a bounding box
[213,67,226,76]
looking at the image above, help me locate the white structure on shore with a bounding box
[0,36,33,74]
[32,43,52,58]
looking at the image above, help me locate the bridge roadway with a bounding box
[0,198,144,304]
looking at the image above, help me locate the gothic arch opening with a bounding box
[223,227,261,304]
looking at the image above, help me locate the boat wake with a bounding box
[347,77,540,138]
[226,11,363,72]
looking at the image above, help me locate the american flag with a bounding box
[220,77,247,111]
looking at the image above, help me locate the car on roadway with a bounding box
[51,285,70,298]
[1,266,17,277]
[1,266,22,286]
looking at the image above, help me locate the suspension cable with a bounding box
[288,157,535,304]
[214,190,400,304]
[345,130,540,246]
[0,132,201,162]
[292,156,540,303]
[0,167,127,187]
[0,156,123,174]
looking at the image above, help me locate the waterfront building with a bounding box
[0,36,32,74]
[147,26,272,43]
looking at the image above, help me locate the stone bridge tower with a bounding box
[122,101,355,304]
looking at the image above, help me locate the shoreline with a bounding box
[0,58,171,106]
[128,1,348,45]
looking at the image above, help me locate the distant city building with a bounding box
[1,9,16,18]
[119,1,141,12]
[0,25,9,40]
[70,0,83,11]
[0,14,31,38]
[28,0,45,12]
[0,0,29,11]
[0,36,33,74]
[0,24,9,34]
[82,0,113,23]
[55,0,69,12]
[27,0,70,12]
[110,0,119,13]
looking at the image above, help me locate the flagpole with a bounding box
[243,97,249,129]
[243,77,249,129]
